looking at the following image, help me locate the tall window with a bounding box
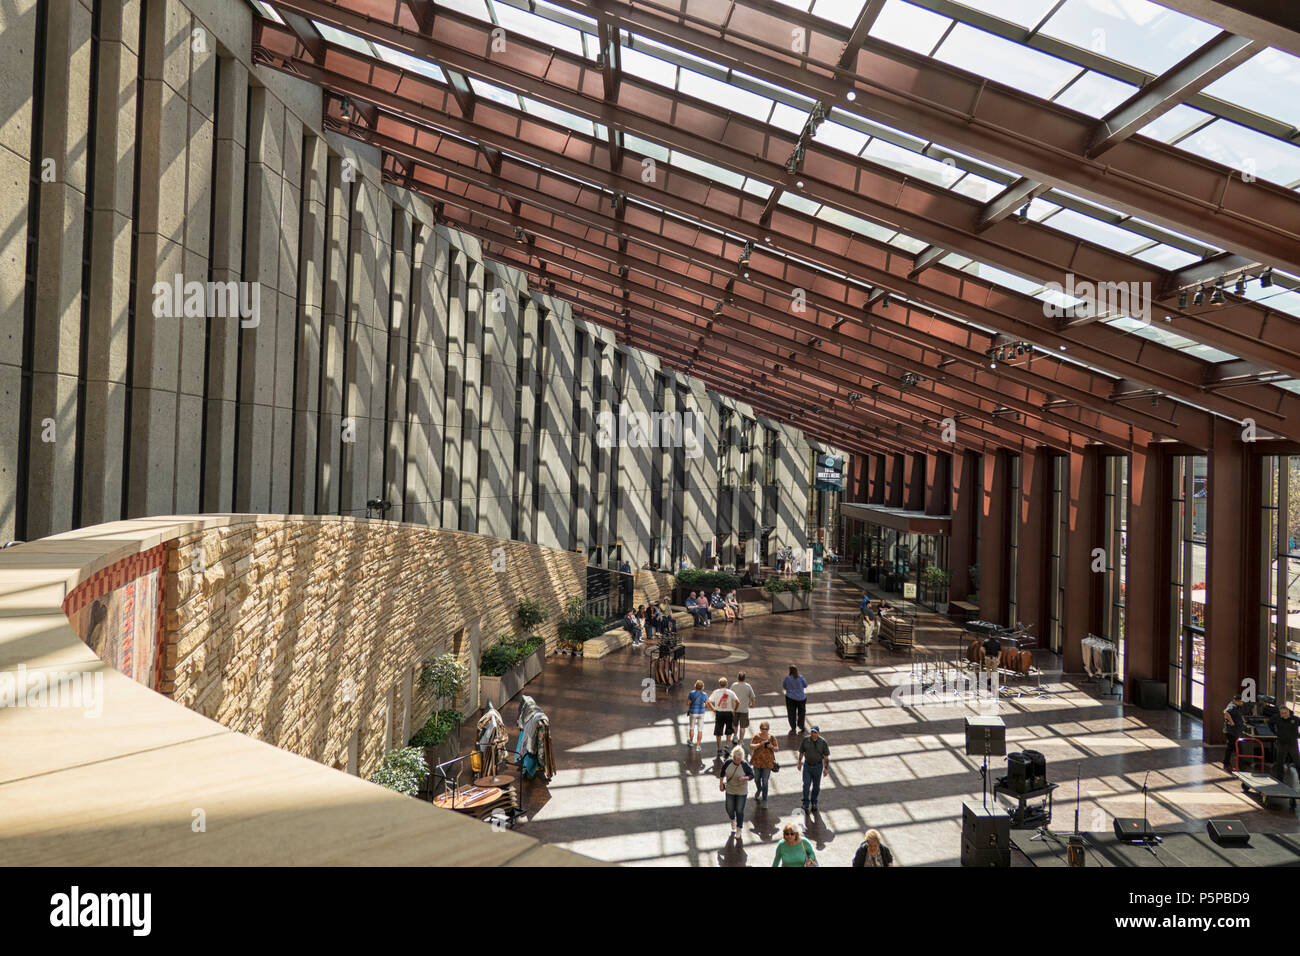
[1048,456,1067,654]
[1007,454,1021,625]
[1171,455,1208,714]
[1261,456,1300,710]
[1101,456,1129,678]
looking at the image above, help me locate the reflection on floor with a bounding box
[504,574,1296,866]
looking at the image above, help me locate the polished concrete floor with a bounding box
[504,574,1298,866]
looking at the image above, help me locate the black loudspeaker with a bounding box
[1132,679,1168,709]
[1114,818,1155,843]
[965,716,1006,757]
[1007,752,1031,794]
[1022,749,1047,790]
[1207,819,1250,846]
[962,802,1010,867]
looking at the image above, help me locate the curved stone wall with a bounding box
[0,516,596,866]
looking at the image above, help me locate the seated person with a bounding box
[622,609,644,645]
[725,589,744,621]
[653,603,678,636]
[684,592,711,627]
[710,587,734,621]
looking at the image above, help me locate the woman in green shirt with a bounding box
[772,823,816,867]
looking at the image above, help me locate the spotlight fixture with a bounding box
[1016,204,1029,224]
[1177,289,1188,309]
[1261,267,1273,288]
[880,293,890,309]
[339,96,353,121]
[1016,344,1025,356]
[713,301,724,316]
[1210,278,1225,306]
[1235,275,1247,296]
[1193,285,1205,307]
[785,155,799,174]
[739,240,753,266]
[514,226,525,243]
[617,264,628,277]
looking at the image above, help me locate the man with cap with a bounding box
[1223,693,1247,771]
[797,725,831,811]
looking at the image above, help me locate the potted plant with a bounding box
[419,652,467,712]
[555,596,606,657]
[369,746,429,797]
[517,598,548,636]
[923,565,953,614]
[764,577,811,613]
[409,708,464,772]
[479,632,546,708]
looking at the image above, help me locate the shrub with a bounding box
[922,566,952,590]
[419,653,467,704]
[676,568,741,592]
[409,709,464,748]
[481,633,545,676]
[555,596,606,648]
[517,599,548,634]
[369,747,428,796]
[796,575,813,592]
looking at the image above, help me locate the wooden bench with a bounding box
[950,600,979,622]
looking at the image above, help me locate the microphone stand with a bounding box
[1140,769,1162,856]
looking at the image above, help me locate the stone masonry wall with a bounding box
[162,516,584,779]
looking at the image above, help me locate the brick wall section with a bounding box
[162,516,585,778]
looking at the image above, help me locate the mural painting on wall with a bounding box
[67,569,162,690]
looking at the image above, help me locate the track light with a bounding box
[785,155,798,174]
[713,301,724,316]
[340,96,353,121]
[739,240,753,266]
[1193,285,1205,307]
[1210,278,1225,306]
[880,293,890,309]
[1261,267,1273,288]
[514,226,525,243]
[1016,204,1029,224]
[1177,289,1188,309]
[1235,275,1247,296]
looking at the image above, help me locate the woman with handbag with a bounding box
[719,746,754,837]
[749,721,779,805]
[771,823,817,867]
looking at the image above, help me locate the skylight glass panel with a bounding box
[1275,380,1300,395]
[940,252,975,270]
[668,151,745,190]
[1174,120,1300,187]
[743,178,774,200]
[1037,0,1220,75]
[1203,48,1300,132]
[1247,287,1300,320]
[862,138,962,186]
[632,35,723,75]
[1039,207,1147,253]
[311,20,376,57]
[888,233,929,254]
[373,42,447,82]
[623,132,668,161]
[934,23,1082,99]
[813,120,871,156]
[1054,71,1138,118]
[621,46,677,89]
[733,72,818,111]
[812,0,868,27]
[869,0,954,56]
[678,69,773,121]
[440,0,492,22]
[780,192,823,216]
[492,3,584,55]
[1131,243,1201,270]
[521,97,593,136]
[1036,285,1085,312]
[468,76,521,109]
[770,102,812,134]
[1128,324,1199,348]
[1025,199,1061,222]
[949,172,1002,201]
[949,0,1059,28]
[1180,344,1238,363]
[966,262,1042,296]
[534,0,597,31]
[1138,104,1213,143]
[926,145,1017,181]
[250,2,285,25]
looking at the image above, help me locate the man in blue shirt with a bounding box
[782,665,808,734]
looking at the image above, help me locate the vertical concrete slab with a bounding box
[384,205,411,524]
[316,154,349,514]
[459,258,482,532]
[440,241,464,529]
[478,262,518,539]
[291,132,326,515]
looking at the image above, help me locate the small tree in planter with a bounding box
[369,746,429,797]
[556,596,606,656]
[419,652,468,711]
[923,566,953,614]
[517,598,548,637]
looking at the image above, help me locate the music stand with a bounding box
[965,716,1006,809]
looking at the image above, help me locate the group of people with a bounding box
[622,603,679,646]
[683,588,744,627]
[1223,692,1300,780]
[857,593,892,644]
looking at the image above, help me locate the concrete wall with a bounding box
[0,0,827,567]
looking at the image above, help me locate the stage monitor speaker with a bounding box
[1131,679,1168,709]
[965,715,1006,756]
[1207,819,1250,847]
[961,802,1010,867]
[1114,818,1155,843]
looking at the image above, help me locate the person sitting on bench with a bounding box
[684,592,711,627]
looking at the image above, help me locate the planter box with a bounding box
[479,644,546,710]
[769,591,811,613]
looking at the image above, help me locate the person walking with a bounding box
[719,746,754,836]
[731,671,756,748]
[783,665,808,734]
[797,725,830,811]
[686,679,708,752]
[771,823,817,867]
[706,678,738,757]
[750,721,778,805]
[852,829,894,867]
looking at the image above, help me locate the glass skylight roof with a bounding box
[948,0,1060,28]
[1036,0,1221,75]
[935,23,1083,97]
[1204,48,1300,131]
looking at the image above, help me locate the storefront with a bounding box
[842,503,950,609]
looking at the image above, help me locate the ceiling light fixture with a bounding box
[1193,285,1205,307]
[1261,267,1273,288]
[1235,275,1247,296]
[1177,289,1188,309]
[1210,278,1225,306]
[1016,204,1029,224]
